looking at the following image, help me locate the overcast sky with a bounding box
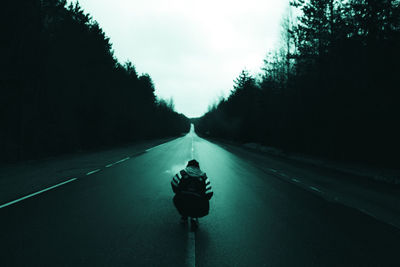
[70,0,289,118]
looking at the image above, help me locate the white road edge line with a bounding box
[0,178,77,209]
[105,156,131,168]
[86,169,101,176]
[145,143,164,152]
[309,186,322,193]
[358,209,400,230]
[359,208,378,219]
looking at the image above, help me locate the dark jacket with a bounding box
[171,166,213,200]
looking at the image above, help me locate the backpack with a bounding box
[179,171,206,197]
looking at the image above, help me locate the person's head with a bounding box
[187,159,200,168]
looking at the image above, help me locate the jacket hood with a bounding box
[185,166,205,177]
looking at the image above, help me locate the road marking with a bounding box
[186,220,196,267]
[291,178,300,183]
[0,178,77,209]
[357,209,400,230]
[359,208,378,219]
[145,143,165,152]
[279,173,288,177]
[186,138,196,267]
[86,169,101,176]
[268,168,278,173]
[191,138,194,158]
[309,186,322,193]
[114,157,130,164]
[105,157,130,168]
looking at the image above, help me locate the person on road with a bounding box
[171,159,213,226]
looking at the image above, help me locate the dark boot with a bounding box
[180,216,188,224]
[190,217,198,230]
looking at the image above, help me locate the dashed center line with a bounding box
[186,221,196,267]
[191,138,194,158]
[86,169,101,176]
[291,178,300,183]
[115,157,130,164]
[268,168,278,173]
[186,135,196,267]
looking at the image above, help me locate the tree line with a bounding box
[1,0,189,162]
[195,0,400,167]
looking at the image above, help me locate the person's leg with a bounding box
[174,194,189,223]
[192,197,209,218]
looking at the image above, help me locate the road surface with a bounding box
[1,127,399,266]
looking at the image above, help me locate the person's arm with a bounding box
[171,170,184,193]
[204,174,213,200]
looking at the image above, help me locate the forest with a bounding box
[1,0,189,162]
[196,0,400,167]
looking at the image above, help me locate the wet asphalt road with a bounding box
[1,129,399,266]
